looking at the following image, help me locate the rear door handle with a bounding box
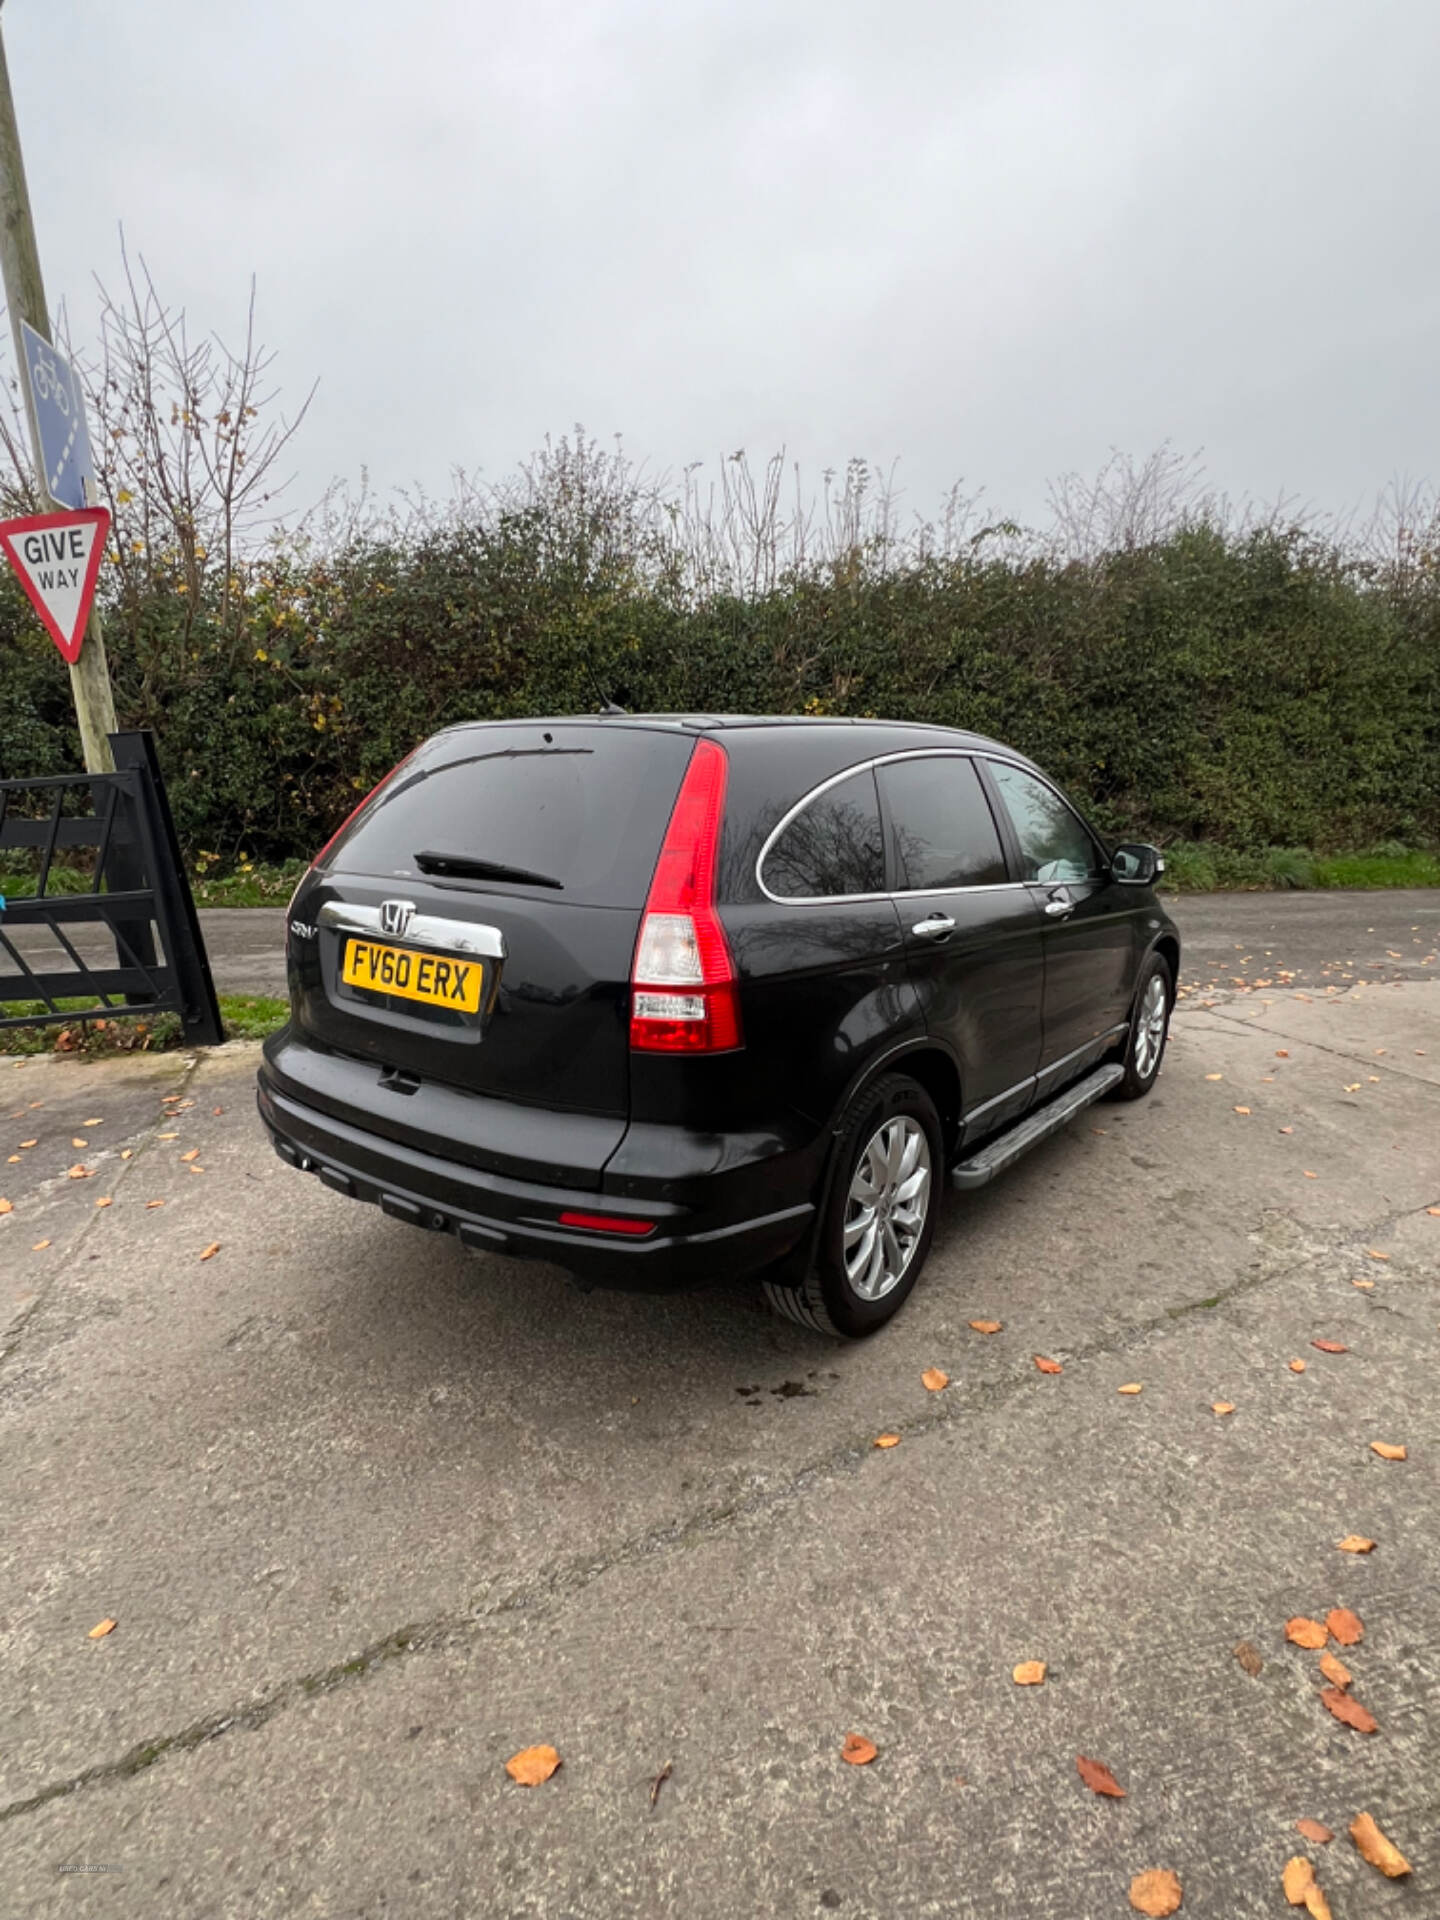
[912,914,955,940]
[1043,892,1074,917]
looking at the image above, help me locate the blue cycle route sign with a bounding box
[19,319,96,510]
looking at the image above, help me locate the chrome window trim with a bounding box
[755,748,1030,906]
[318,900,506,959]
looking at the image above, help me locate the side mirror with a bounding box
[1110,842,1164,885]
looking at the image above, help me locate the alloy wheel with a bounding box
[1134,973,1169,1079]
[843,1114,933,1301]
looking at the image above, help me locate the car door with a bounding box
[981,757,1136,1098]
[876,753,1045,1139]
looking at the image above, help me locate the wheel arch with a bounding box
[827,1038,962,1159]
[1149,931,1181,988]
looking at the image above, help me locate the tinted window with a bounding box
[762,767,885,898]
[879,756,1008,890]
[325,724,694,907]
[987,761,1098,883]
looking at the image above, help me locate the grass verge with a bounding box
[0,994,288,1057]
[1156,842,1440,892]
[4,845,1439,911]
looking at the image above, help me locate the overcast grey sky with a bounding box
[11,0,1439,528]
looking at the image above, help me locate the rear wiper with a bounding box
[414,849,563,890]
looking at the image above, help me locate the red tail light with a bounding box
[630,737,742,1053]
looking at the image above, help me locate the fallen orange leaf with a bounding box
[82,1118,102,1128]
[873,1433,900,1449]
[1212,1401,1236,1416]
[1348,1811,1411,1878]
[1233,1105,1251,1115]
[145,1199,165,1209]
[1012,1660,1046,1685]
[1319,1687,1377,1733]
[1366,1249,1390,1261]
[1427,1206,1440,1217]
[968,1319,1002,1334]
[1295,1819,1333,1845]
[1034,1356,1063,1374]
[1075,1754,1125,1797]
[1303,1171,1317,1179]
[839,1732,877,1765]
[1352,1277,1375,1290]
[179,1148,200,1162]
[199,1242,221,1262]
[1279,1125,1295,1134]
[70,1137,87,1148]
[1319,1652,1352,1689]
[1285,1616,1328,1649]
[920,1367,949,1392]
[19,1138,36,1147]
[1128,1868,1182,1916]
[1304,1882,1333,1920]
[1275,1049,1290,1057]
[1335,1535,1376,1554]
[1326,1607,1363,1645]
[31,1239,51,1251]
[0,1197,12,1214]
[1282,1857,1317,1906]
[88,1619,116,1639]
[1117,1383,1143,1395]
[66,1165,93,1179]
[504,1744,560,1786]
[94,1196,112,1209]
[1311,1339,1347,1354]
[1288,1358,1307,1373]
[1369,1441,1406,1461]
[1205,1073,1223,1081]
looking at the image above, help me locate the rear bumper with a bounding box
[255,1072,815,1292]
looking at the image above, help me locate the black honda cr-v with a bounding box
[258,715,1179,1335]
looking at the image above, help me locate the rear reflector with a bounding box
[630,738,742,1053]
[558,1211,657,1237]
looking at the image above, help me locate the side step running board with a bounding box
[950,1062,1124,1191]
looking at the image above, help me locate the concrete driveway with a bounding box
[2,966,1437,1912]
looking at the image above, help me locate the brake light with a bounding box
[630,737,742,1053]
[288,749,420,913]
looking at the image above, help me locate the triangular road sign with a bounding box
[0,506,110,664]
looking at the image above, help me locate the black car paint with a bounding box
[257,715,1179,1290]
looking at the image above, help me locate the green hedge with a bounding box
[3,518,1437,861]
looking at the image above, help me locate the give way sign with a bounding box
[0,506,110,663]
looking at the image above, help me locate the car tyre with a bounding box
[1110,952,1173,1100]
[762,1072,943,1338]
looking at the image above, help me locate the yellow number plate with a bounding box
[342,939,483,1014]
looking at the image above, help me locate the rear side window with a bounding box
[986,760,1098,883]
[761,767,885,899]
[879,756,1008,891]
[324,725,695,908]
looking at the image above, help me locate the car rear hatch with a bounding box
[278,721,695,1188]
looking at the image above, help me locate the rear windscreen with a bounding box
[324,724,694,907]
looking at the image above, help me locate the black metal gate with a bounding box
[0,729,224,1046]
